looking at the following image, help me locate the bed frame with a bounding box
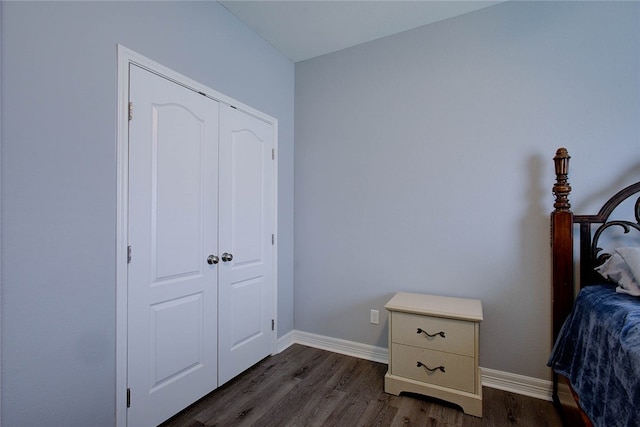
[550,147,640,426]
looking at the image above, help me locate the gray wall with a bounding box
[294,0,640,381]
[0,2,294,426]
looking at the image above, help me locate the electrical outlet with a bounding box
[370,309,379,325]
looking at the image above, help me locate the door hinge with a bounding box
[127,388,131,408]
[128,101,133,121]
[272,319,275,331]
[272,234,275,245]
[127,245,132,264]
[272,149,275,160]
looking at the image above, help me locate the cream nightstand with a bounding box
[384,292,483,417]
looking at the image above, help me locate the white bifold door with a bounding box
[126,64,274,426]
[218,106,274,386]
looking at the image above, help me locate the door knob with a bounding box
[207,255,219,265]
[221,252,233,262]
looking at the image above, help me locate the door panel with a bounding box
[127,65,219,426]
[153,105,206,280]
[228,277,264,347]
[150,293,204,389]
[218,105,274,385]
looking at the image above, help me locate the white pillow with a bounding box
[616,247,640,285]
[595,251,640,296]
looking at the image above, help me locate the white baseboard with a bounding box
[290,330,389,364]
[277,330,552,402]
[480,367,552,401]
[276,329,296,353]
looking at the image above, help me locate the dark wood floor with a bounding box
[160,344,563,427]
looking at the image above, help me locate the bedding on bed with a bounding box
[596,247,640,296]
[548,285,640,427]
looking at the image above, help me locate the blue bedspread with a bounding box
[548,285,640,427]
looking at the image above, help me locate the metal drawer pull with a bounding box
[416,328,445,339]
[417,361,445,373]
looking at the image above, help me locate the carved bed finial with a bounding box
[553,147,571,211]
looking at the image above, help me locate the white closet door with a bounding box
[218,105,275,385]
[127,65,219,426]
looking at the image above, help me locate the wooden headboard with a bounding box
[551,147,640,341]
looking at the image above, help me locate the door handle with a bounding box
[207,255,219,265]
[221,252,233,262]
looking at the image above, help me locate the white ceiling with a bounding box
[219,1,503,62]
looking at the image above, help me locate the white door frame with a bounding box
[115,45,278,427]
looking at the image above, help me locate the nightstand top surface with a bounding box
[385,292,483,321]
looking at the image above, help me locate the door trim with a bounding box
[115,45,278,427]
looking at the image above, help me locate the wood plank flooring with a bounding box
[160,344,563,427]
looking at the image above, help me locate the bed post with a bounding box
[551,147,574,343]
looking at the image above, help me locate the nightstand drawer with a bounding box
[391,343,475,393]
[392,311,475,356]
